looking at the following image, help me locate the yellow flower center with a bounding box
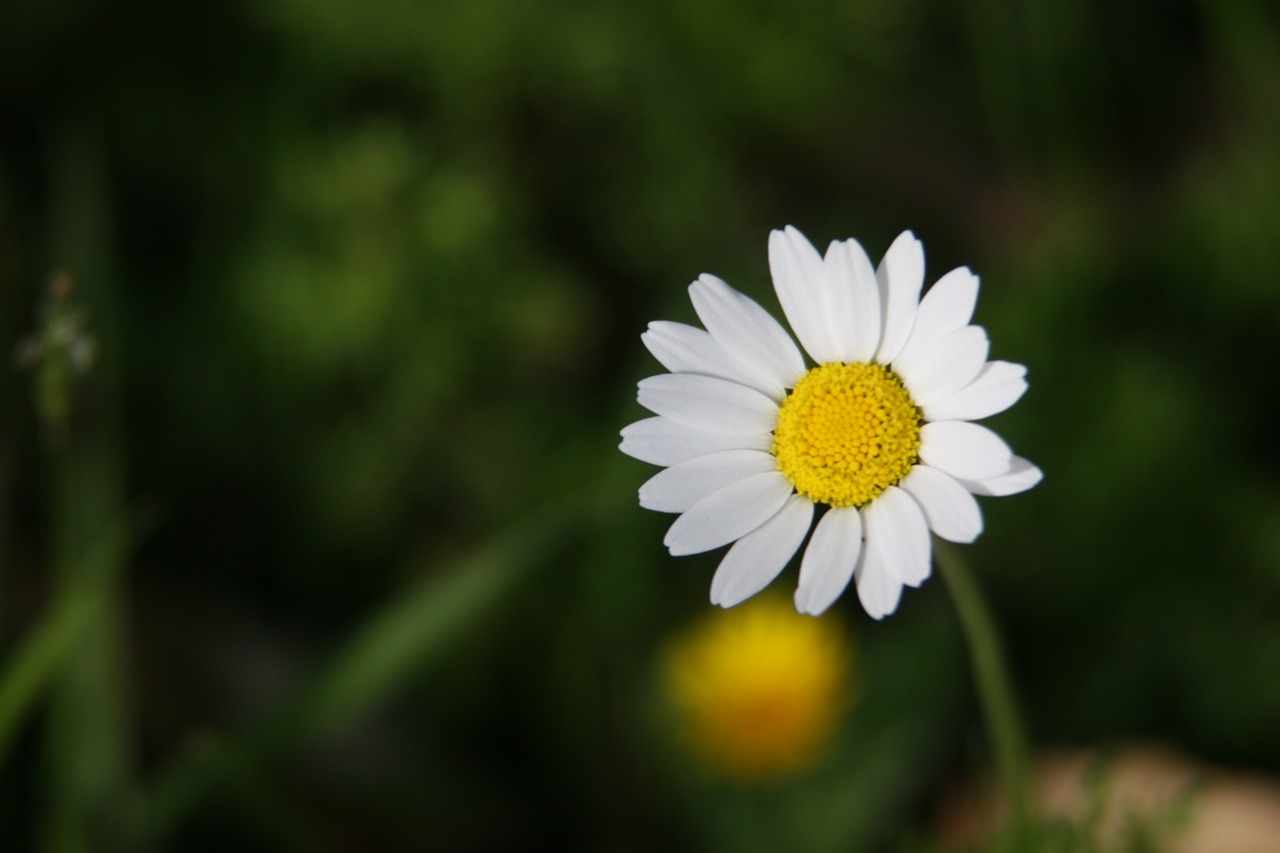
[773,362,922,507]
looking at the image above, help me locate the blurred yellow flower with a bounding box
[663,595,853,780]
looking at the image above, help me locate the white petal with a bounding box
[768,226,835,365]
[637,373,777,434]
[664,471,793,556]
[861,485,932,587]
[894,325,990,407]
[824,238,881,363]
[892,266,979,369]
[639,449,779,513]
[690,273,806,396]
[710,494,813,608]
[918,421,1013,481]
[899,465,983,544]
[961,456,1043,496]
[874,230,925,365]
[795,506,862,616]
[619,417,772,466]
[855,548,903,620]
[922,361,1028,422]
[641,321,772,396]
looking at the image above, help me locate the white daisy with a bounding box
[620,227,1042,619]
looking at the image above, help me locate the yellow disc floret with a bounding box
[773,362,921,507]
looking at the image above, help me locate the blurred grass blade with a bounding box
[0,589,98,767]
[133,494,584,845]
[286,498,580,739]
[0,518,132,767]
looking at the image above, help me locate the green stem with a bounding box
[41,117,132,853]
[934,540,1031,835]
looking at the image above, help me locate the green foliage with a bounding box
[1,0,1278,848]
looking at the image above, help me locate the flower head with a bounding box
[663,595,852,779]
[621,227,1041,619]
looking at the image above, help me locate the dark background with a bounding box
[1,0,1278,850]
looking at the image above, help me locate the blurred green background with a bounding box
[2,0,1279,850]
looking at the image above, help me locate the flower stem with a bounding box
[934,540,1031,835]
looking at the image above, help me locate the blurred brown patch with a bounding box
[937,743,1280,853]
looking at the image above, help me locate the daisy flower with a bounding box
[620,227,1041,619]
